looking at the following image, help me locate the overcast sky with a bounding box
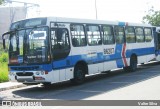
[2,0,160,23]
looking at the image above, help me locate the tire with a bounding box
[129,56,137,72]
[123,56,137,72]
[71,64,85,85]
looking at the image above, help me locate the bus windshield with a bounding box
[8,27,49,64]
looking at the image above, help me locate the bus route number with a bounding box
[104,48,114,55]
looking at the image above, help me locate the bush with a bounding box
[0,62,9,83]
[0,52,8,63]
[0,50,9,82]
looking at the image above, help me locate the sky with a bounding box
[2,0,160,23]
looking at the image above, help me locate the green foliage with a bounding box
[143,7,160,26]
[0,62,8,83]
[0,47,9,82]
[0,52,8,63]
[0,0,4,5]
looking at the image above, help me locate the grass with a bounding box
[0,62,9,83]
[0,44,9,83]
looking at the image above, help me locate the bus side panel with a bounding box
[147,54,155,61]
[60,69,66,81]
[103,44,117,70]
[86,45,104,74]
[65,68,74,80]
[138,56,147,64]
[45,70,60,83]
[103,61,117,71]
[88,63,103,75]
[45,68,74,83]
[126,42,155,64]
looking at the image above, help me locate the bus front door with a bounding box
[155,29,160,61]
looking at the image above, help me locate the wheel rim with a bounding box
[76,69,84,80]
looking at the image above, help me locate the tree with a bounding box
[0,0,4,5]
[143,7,160,26]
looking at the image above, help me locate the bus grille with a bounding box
[16,72,33,76]
[11,66,39,71]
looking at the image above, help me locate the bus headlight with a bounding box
[36,71,40,75]
[41,71,45,75]
[36,71,45,75]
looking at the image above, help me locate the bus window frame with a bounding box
[86,24,102,46]
[144,27,153,42]
[70,23,87,47]
[125,26,136,43]
[114,26,125,44]
[135,27,145,43]
[102,25,115,45]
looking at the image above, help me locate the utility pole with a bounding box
[95,0,98,20]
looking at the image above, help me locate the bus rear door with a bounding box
[155,27,160,61]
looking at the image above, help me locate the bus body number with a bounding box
[104,48,114,55]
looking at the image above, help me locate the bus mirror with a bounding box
[3,39,5,49]
[2,32,10,50]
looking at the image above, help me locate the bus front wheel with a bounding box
[71,64,85,85]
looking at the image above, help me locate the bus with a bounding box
[155,27,160,61]
[2,17,156,86]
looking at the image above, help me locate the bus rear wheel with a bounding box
[123,56,137,72]
[71,64,85,85]
[129,56,137,72]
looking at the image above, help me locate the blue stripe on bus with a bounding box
[9,47,155,71]
[115,44,124,68]
[125,47,155,57]
[52,47,155,70]
[42,64,52,71]
[118,22,125,26]
[116,59,124,68]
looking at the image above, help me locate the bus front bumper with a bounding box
[9,71,47,84]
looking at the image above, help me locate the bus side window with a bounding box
[114,26,125,44]
[144,28,152,42]
[86,25,102,46]
[102,25,115,44]
[52,28,70,49]
[135,27,145,42]
[51,28,70,60]
[125,27,136,43]
[70,24,86,47]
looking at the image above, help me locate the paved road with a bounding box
[0,62,160,108]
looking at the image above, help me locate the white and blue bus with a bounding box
[2,17,157,85]
[155,27,160,61]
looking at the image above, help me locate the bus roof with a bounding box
[12,16,153,28]
[47,16,153,27]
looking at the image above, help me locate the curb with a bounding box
[0,83,26,92]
